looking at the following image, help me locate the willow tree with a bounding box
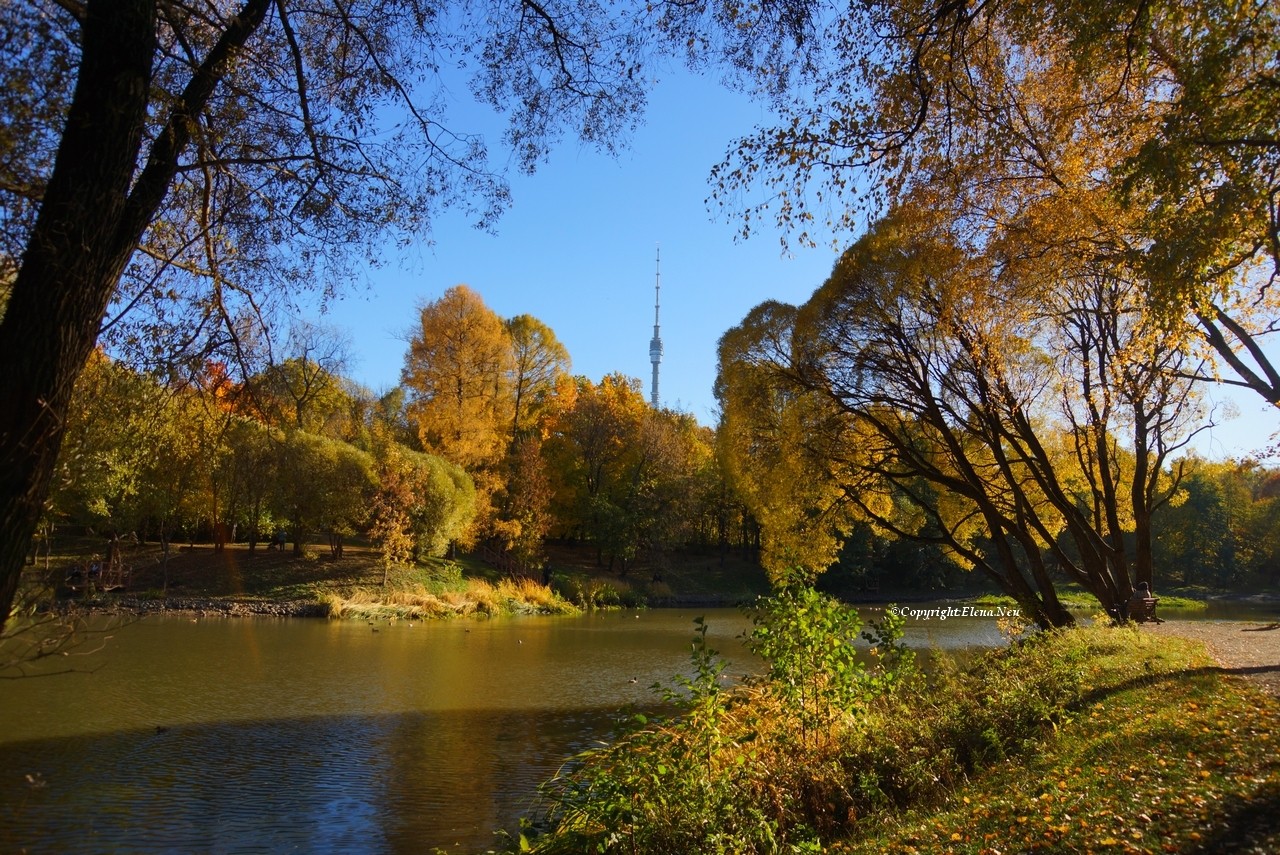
[718,200,1202,627]
[368,430,475,579]
[715,301,867,584]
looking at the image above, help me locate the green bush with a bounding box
[547,572,639,610]
[423,560,463,586]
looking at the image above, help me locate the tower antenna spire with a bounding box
[649,245,663,407]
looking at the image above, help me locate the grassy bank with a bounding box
[28,535,781,620]
[512,599,1279,854]
[833,631,1279,854]
[969,588,1210,611]
[318,576,577,620]
[31,542,579,619]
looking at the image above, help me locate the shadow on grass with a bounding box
[1185,776,1280,854]
[1073,664,1280,711]
[1065,663,1280,853]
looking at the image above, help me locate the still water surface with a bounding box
[0,601,1272,853]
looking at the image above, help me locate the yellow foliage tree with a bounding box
[402,285,513,540]
[715,301,866,585]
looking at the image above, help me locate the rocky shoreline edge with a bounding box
[64,595,331,618]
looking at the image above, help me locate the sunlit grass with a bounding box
[321,577,576,620]
[832,627,1280,853]
[969,588,1210,611]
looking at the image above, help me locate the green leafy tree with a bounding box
[1231,463,1280,583]
[370,430,476,575]
[51,351,172,537]
[271,430,373,556]
[1152,468,1235,587]
[219,415,278,552]
[250,322,355,438]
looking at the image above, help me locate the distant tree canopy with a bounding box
[50,348,474,564]
[403,286,516,470]
[48,342,744,584]
[397,289,725,570]
[539,373,718,574]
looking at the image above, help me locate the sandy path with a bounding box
[1143,619,1280,697]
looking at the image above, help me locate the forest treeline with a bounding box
[46,281,1280,605]
[45,284,757,581]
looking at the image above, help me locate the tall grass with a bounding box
[549,572,650,609]
[321,576,576,620]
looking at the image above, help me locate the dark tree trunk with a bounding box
[0,0,157,632]
[0,0,271,633]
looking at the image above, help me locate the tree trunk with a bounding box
[0,0,273,632]
[0,0,157,633]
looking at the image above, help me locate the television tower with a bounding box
[648,246,664,407]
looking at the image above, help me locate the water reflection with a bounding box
[0,610,752,854]
[0,708,625,854]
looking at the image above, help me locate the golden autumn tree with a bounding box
[713,0,1279,408]
[717,198,1203,627]
[715,301,866,585]
[542,375,645,541]
[402,284,513,541]
[505,313,571,443]
[1,0,830,631]
[541,372,717,574]
[368,424,476,581]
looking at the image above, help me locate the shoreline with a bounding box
[62,594,332,618]
[51,589,1280,623]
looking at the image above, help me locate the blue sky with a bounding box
[326,69,836,426]
[321,68,1278,459]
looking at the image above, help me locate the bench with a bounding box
[1129,597,1162,624]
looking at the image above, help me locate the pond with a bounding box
[0,600,1274,853]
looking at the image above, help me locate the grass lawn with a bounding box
[832,630,1280,854]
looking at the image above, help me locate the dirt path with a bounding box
[1143,619,1280,697]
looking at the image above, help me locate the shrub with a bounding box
[547,573,634,610]
[522,589,918,853]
